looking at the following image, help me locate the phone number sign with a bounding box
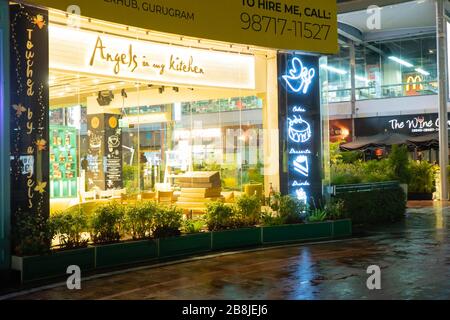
[21,0,338,54]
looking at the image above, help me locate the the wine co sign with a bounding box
[355,114,450,136]
[278,53,322,204]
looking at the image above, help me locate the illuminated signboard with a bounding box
[49,25,256,90]
[278,54,322,204]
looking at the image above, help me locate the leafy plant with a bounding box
[182,217,206,234]
[12,213,54,256]
[409,161,435,193]
[336,187,406,225]
[388,145,411,183]
[126,202,157,240]
[151,205,182,238]
[308,208,328,223]
[90,202,126,244]
[260,210,285,226]
[324,198,345,221]
[235,194,261,226]
[51,207,89,250]
[206,201,236,231]
[278,195,306,224]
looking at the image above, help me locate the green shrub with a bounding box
[360,159,394,183]
[279,195,306,224]
[260,209,285,226]
[235,194,261,226]
[308,208,328,223]
[151,205,182,238]
[324,198,345,220]
[409,161,435,193]
[90,202,126,244]
[331,163,363,185]
[388,145,411,183]
[341,151,363,164]
[126,202,158,240]
[335,187,406,225]
[51,208,89,250]
[206,201,236,231]
[182,217,206,234]
[12,213,54,256]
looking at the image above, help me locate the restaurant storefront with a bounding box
[0,0,338,276]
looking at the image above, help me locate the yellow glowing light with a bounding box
[49,25,256,90]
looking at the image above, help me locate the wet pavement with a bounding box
[7,202,450,300]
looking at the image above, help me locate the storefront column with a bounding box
[263,53,280,195]
[0,0,11,274]
[436,0,449,200]
[349,41,357,141]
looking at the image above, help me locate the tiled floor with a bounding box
[8,202,450,300]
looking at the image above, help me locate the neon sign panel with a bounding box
[282,57,316,94]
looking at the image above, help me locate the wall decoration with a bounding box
[87,114,123,190]
[10,4,49,218]
[278,54,322,205]
[49,126,78,198]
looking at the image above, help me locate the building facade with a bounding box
[0,0,338,277]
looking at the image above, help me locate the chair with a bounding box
[121,193,138,205]
[157,190,174,204]
[141,191,156,201]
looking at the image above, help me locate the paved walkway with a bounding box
[7,202,450,300]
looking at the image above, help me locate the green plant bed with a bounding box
[262,222,333,244]
[159,233,212,258]
[95,240,158,269]
[12,247,95,283]
[332,219,352,238]
[212,227,262,251]
[335,187,406,225]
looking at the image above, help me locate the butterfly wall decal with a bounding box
[34,181,47,194]
[12,104,27,118]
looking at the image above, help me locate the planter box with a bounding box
[12,247,95,283]
[408,192,433,200]
[95,240,158,269]
[262,222,333,244]
[159,233,211,258]
[332,219,352,238]
[212,228,262,251]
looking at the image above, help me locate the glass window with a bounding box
[323,35,438,102]
[47,9,272,220]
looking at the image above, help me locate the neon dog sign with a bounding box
[282,57,316,94]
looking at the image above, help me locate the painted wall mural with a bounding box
[10,4,49,219]
[278,53,322,204]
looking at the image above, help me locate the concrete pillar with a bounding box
[436,0,449,200]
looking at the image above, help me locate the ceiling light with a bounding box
[109,85,116,90]
[388,56,413,68]
[320,64,348,75]
[93,79,100,84]
[415,68,430,76]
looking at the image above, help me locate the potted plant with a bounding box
[157,206,211,258]
[408,161,435,200]
[95,202,158,269]
[11,212,95,283]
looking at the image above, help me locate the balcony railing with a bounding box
[324,81,438,103]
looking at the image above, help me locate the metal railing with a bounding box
[332,181,401,195]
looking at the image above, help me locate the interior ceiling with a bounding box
[338,0,435,34]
